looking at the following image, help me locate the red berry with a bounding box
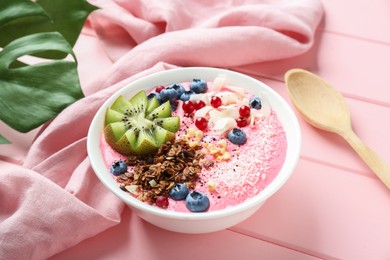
[194,100,206,110]
[210,96,222,108]
[155,85,165,93]
[239,105,251,117]
[236,117,248,127]
[182,100,195,114]
[155,196,169,208]
[195,117,208,131]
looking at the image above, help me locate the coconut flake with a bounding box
[190,93,210,105]
[210,75,226,92]
[194,105,214,118]
[208,106,239,124]
[220,106,240,119]
[208,109,224,123]
[223,85,245,96]
[213,117,237,134]
[249,109,264,126]
[216,92,241,105]
[259,92,271,117]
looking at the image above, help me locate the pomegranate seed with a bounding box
[236,117,248,127]
[210,96,222,108]
[239,105,251,117]
[194,100,206,110]
[182,100,195,114]
[155,196,169,208]
[195,117,208,131]
[155,85,165,93]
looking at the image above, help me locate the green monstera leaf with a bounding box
[0,0,98,143]
[0,0,98,59]
[0,32,83,132]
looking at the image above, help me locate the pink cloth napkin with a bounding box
[0,1,323,259]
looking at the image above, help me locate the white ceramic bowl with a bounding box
[87,67,301,233]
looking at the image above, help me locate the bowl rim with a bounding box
[87,67,301,220]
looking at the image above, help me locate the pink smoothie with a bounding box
[100,80,287,212]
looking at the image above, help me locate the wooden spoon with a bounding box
[285,68,390,190]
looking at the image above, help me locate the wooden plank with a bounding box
[234,32,390,106]
[232,159,390,260]
[51,207,320,260]
[320,0,390,43]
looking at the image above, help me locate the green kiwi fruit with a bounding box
[104,90,180,156]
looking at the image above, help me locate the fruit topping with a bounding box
[110,160,128,176]
[249,97,262,109]
[169,183,190,201]
[170,100,179,111]
[146,95,161,114]
[239,105,251,118]
[195,117,208,131]
[182,100,195,114]
[153,117,180,132]
[104,90,180,156]
[194,100,206,110]
[160,87,179,102]
[210,96,222,108]
[236,117,249,127]
[155,195,169,208]
[227,128,247,145]
[170,84,185,97]
[147,92,161,103]
[155,85,165,93]
[190,79,208,93]
[180,90,195,101]
[146,100,172,120]
[185,191,210,212]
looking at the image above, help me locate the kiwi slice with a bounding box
[146,96,160,115]
[104,90,180,156]
[146,101,172,120]
[154,117,180,133]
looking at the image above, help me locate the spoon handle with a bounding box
[342,130,390,189]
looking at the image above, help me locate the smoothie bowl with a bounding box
[87,67,301,233]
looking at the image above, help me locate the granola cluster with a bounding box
[116,137,208,204]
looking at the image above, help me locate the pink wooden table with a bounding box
[2,1,390,259]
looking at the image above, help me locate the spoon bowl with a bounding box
[285,68,390,190]
[285,69,351,134]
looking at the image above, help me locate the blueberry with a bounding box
[185,191,210,212]
[110,160,127,176]
[160,88,179,102]
[249,97,262,110]
[169,84,185,97]
[170,101,178,111]
[169,183,189,200]
[227,128,247,145]
[179,90,195,101]
[147,92,162,104]
[190,79,208,93]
